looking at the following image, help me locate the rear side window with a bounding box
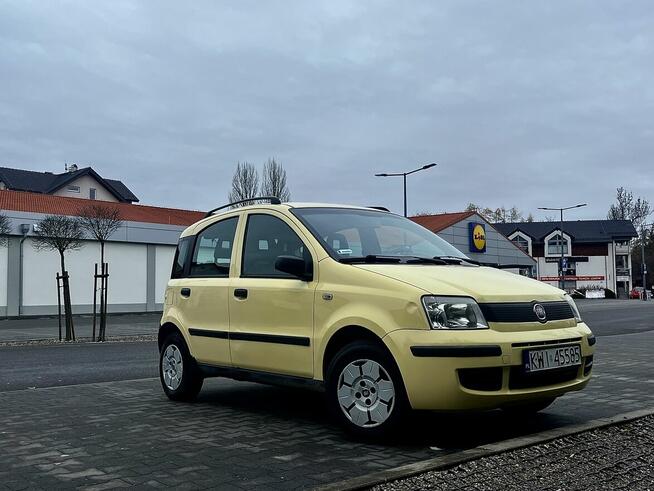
[189,217,239,277]
[242,214,311,278]
[171,237,192,279]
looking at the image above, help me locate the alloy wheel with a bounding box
[162,344,184,391]
[337,359,395,427]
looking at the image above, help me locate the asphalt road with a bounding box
[1,300,652,391]
[575,299,654,336]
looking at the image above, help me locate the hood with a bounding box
[354,264,564,303]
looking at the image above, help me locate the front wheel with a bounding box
[160,332,203,401]
[326,341,408,438]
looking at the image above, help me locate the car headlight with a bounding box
[565,294,583,323]
[421,296,489,330]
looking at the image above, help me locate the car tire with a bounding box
[502,397,556,415]
[160,331,203,401]
[326,341,409,438]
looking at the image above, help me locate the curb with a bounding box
[0,334,157,347]
[314,407,654,491]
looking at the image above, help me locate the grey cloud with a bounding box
[0,0,652,217]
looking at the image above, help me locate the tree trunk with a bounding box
[60,251,75,341]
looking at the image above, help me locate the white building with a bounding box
[0,189,202,317]
[495,220,638,297]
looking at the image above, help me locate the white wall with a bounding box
[104,242,147,304]
[52,175,118,202]
[155,245,176,303]
[23,240,101,306]
[22,239,148,308]
[0,244,7,308]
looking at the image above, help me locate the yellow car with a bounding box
[159,198,595,436]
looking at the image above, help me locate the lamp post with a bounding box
[374,163,437,217]
[640,222,653,301]
[538,203,587,291]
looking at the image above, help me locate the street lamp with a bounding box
[538,203,587,291]
[640,221,653,301]
[375,163,437,217]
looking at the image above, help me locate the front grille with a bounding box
[458,367,503,391]
[479,301,574,323]
[509,365,579,390]
[512,337,582,348]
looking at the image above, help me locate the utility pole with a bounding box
[641,222,653,301]
[375,163,437,217]
[538,203,587,291]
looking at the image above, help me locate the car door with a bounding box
[229,212,317,378]
[181,215,239,366]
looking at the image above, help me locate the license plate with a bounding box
[524,344,582,372]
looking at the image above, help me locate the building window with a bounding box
[512,236,530,254]
[547,233,569,255]
[90,188,97,200]
[67,185,80,193]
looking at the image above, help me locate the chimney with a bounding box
[68,163,78,173]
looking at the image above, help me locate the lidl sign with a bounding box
[469,222,487,253]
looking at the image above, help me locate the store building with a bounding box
[0,190,202,317]
[411,212,536,274]
[495,220,638,297]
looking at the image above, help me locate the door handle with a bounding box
[234,288,248,299]
[180,288,191,298]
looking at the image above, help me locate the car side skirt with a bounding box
[197,363,325,392]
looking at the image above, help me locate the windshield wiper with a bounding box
[340,255,448,265]
[433,256,481,266]
[338,255,404,264]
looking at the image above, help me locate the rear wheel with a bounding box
[160,332,203,401]
[326,341,408,438]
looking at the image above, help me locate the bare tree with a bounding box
[465,203,525,223]
[608,187,651,229]
[228,162,259,206]
[32,215,85,341]
[0,212,11,246]
[261,158,291,201]
[79,204,122,341]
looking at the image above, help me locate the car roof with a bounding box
[180,202,391,237]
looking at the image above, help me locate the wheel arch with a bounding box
[320,325,394,382]
[158,322,186,351]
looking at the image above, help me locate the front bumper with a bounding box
[383,322,595,411]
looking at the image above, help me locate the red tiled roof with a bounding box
[410,211,476,232]
[0,190,204,226]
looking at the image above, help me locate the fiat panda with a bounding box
[159,198,595,436]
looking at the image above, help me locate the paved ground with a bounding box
[1,327,653,489]
[1,301,653,489]
[373,415,654,491]
[0,313,160,342]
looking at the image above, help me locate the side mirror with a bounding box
[275,255,313,281]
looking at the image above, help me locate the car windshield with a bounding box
[292,208,469,261]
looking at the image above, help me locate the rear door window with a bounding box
[189,217,239,277]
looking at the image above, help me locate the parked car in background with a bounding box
[630,287,652,300]
[158,199,595,437]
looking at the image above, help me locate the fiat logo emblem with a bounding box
[533,304,547,323]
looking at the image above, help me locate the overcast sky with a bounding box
[1,1,652,219]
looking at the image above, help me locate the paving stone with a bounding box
[1,331,653,489]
